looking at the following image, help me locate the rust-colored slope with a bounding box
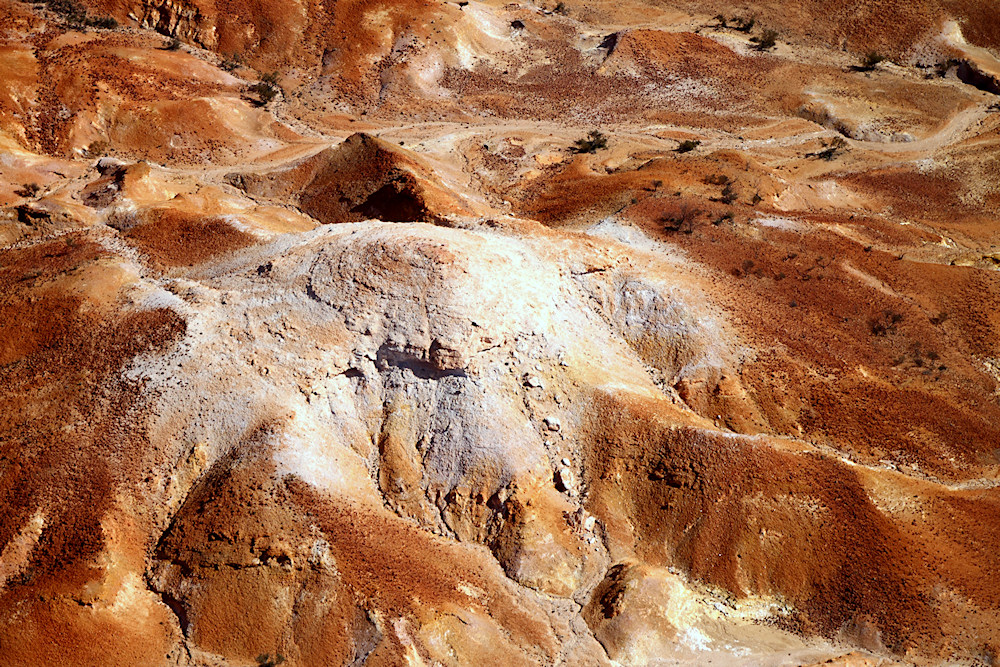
[583,391,1000,659]
[0,236,188,665]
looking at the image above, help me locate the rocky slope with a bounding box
[2,0,1000,665]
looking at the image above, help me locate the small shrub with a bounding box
[43,0,77,14]
[660,202,702,234]
[813,135,847,161]
[572,130,608,154]
[221,53,243,72]
[553,1,567,14]
[752,29,778,51]
[260,71,280,86]
[720,182,738,205]
[704,173,729,186]
[250,82,279,105]
[85,15,117,28]
[256,655,285,667]
[43,0,87,25]
[713,212,734,226]
[713,14,727,28]
[675,139,700,153]
[82,140,109,158]
[15,183,41,198]
[163,38,182,51]
[869,309,903,336]
[733,16,755,33]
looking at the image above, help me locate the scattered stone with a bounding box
[543,415,561,431]
[555,467,575,492]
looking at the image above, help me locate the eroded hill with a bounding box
[2,0,1000,665]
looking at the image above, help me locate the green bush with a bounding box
[15,183,41,198]
[752,29,778,51]
[221,53,243,72]
[41,0,118,30]
[82,140,109,158]
[43,0,87,26]
[572,130,608,153]
[812,135,847,161]
[660,202,702,234]
[870,309,903,336]
[85,15,117,28]
[720,182,737,205]
[675,139,700,153]
[250,82,279,105]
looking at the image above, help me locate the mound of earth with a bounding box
[3,0,1000,665]
[226,133,474,225]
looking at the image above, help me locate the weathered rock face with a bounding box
[3,0,1000,665]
